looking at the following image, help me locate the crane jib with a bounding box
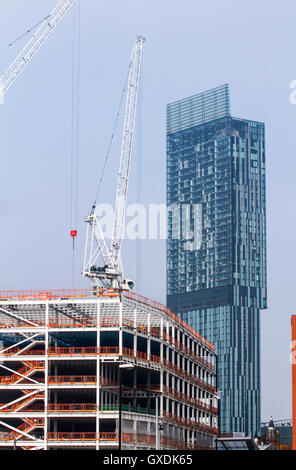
[83,36,145,291]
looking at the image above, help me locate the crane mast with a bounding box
[0,0,76,97]
[83,36,145,290]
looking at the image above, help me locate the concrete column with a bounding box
[96,299,101,450]
[44,301,49,450]
[147,336,151,361]
[147,369,151,412]
[119,302,123,356]
[133,368,137,409]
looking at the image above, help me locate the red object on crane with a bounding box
[70,230,77,252]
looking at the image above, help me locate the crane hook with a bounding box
[70,230,77,251]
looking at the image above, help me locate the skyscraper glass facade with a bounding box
[166,84,267,436]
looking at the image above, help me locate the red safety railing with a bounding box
[0,288,214,352]
[47,403,97,412]
[163,411,218,435]
[48,376,96,385]
[0,418,44,441]
[0,393,44,412]
[0,320,46,328]
[99,346,120,355]
[150,327,161,338]
[48,321,96,329]
[123,290,214,351]
[18,418,44,432]
[0,429,213,449]
[0,288,119,301]
[0,361,44,385]
[100,318,120,328]
[47,432,118,441]
[0,348,45,356]
[99,432,118,441]
[48,375,116,386]
[162,385,218,414]
[48,347,97,356]
[162,358,215,393]
[47,432,96,441]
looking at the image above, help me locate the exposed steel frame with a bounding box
[0,289,218,450]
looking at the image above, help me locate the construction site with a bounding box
[0,288,218,450]
[0,0,218,450]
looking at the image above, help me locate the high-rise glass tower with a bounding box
[166,84,267,436]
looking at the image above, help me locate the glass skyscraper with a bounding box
[166,84,267,436]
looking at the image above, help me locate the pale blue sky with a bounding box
[0,0,295,423]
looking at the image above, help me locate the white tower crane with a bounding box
[83,35,145,290]
[0,0,76,98]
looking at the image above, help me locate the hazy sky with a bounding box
[0,0,295,423]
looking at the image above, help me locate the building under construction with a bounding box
[0,288,218,450]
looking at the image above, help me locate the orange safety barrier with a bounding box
[47,403,97,412]
[48,347,97,356]
[0,348,45,356]
[18,418,44,431]
[0,428,214,449]
[0,319,128,329]
[0,418,44,441]
[122,432,212,450]
[162,358,215,393]
[0,321,46,328]
[122,432,156,446]
[137,351,147,361]
[48,375,118,386]
[123,319,134,329]
[99,346,120,355]
[123,347,134,358]
[150,327,161,338]
[99,432,118,441]
[123,290,214,352]
[0,361,44,385]
[0,288,214,352]
[48,321,96,329]
[48,376,97,385]
[163,410,218,435]
[46,431,212,449]
[47,432,118,441]
[47,432,97,441]
[0,288,120,301]
[162,385,218,414]
[172,338,214,371]
[0,393,45,412]
[100,318,120,328]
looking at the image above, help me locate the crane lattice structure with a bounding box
[83,36,145,290]
[0,0,76,98]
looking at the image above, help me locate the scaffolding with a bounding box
[0,289,218,450]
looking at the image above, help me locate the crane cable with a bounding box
[92,60,132,208]
[70,0,80,284]
[0,15,51,56]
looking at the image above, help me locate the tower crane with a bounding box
[0,0,76,98]
[83,36,145,290]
